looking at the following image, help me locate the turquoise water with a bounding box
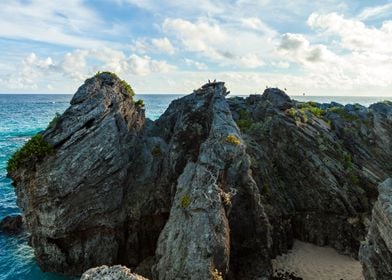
[0,93,390,280]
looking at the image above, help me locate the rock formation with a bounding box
[8,72,392,279]
[81,265,148,280]
[0,214,23,233]
[360,178,392,279]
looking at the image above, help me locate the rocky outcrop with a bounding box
[153,83,271,279]
[359,178,392,279]
[9,72,146,274]
[8,74,392,279]
[0,214,23,233]
[81,265,148,280]
[228,93,392,258]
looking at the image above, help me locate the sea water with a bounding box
[0,93,390,280]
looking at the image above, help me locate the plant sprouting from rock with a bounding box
[226,135,241,145]
[211,269,223,280]
[180,195,191,208]
[135,99,145,108]
[48,112,61,129]
[7,134,54,173]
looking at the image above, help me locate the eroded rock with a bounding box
[8,74,392,279]
[360,178,392,279]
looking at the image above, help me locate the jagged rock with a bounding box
[261,88,293,110]
[0,214,23,233]
[359,178,392,279]
[81,265,148,280]
[228,90,392,257]
[8,74,392,279]
[153,83,271,279]
[10,72,146,274]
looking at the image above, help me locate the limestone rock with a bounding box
[10,72,146,274]
[8,75,392,279]
[359,178,392,279]
[81,265,148,280]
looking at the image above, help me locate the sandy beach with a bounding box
[272,240,364,280]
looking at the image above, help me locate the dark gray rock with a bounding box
[10,73,146,274]
[8,74,392,279]
[0,214,23,233]
[261,88,293,110]
[229,93,392,258]
[360,178,392,280]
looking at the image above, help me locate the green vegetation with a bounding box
[343,152,353,170]
[211,269,223,280]
[120,79,135,96]
[298,102,326,118]
[349,172,360,185]
[180,195,191,208]
[7,134,54,173]
[329,107,359,121]
[47,112,61,129]
[135,99,145,108]
[94,71,135,97]
[236,109,252,131]
[248,117,272,139]
[287,108,297,119]
[226,135,241,145]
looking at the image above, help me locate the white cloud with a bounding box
[239,54,265,68]
[129,54,175,75]
[308,12,392,54]
[132,37,176,54]
[162,18,227,57]
[151,38,176,54]
[162,17,273,69]
[0,0,116,48]
[278,33,334,64]
[358,3,392,20]
[184,58,208,70]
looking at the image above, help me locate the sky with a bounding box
[0,0,392,96]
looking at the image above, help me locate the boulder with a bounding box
[0,214,23,233]
[81,265,148,280]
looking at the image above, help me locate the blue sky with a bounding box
[0,0,392,95]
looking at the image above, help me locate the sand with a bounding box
[271,240,364,280]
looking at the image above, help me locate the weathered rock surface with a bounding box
[0,214,23,233]
[228,93,392,258]
[359,178,392,280]
[81,265,148,280]
[8,74,392,280]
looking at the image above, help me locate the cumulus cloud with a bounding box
[132,37,176,55]
[3,48,176,90]
[307,12,392,54]
[278,33,333,64]
[162,17,272,69]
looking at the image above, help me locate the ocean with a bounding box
[0,93,390,280]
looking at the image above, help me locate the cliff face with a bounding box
[228,92,392,258]
[359,178,392,279]
[8,74,392,279]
